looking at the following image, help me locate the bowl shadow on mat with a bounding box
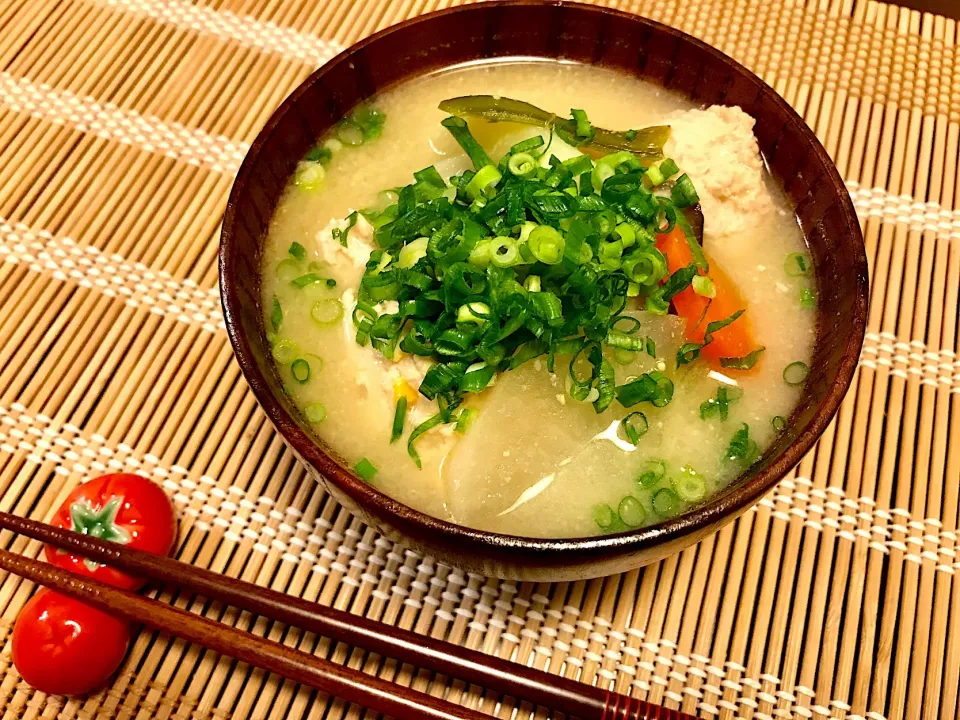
[220,0,868,582]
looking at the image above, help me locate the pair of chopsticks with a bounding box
[0,511,693,720]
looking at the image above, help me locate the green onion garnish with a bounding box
[311,299,343,326]
[455,408,477,434]
[304,145,332,165]
[354,458,378,482]
[800,287,817,309]
[508,152,538,178]
[290,358,310,384]
[332,211,359,248]
[692,275,716,298]
[391,397,408,443]
[700,386,738,421]
[725,423,758,464]
[292,273,326,289]
[652,488,680,516]
[624,129,638,141]
[720,347,765,371]
[440,116,493,170]
[330,105,711,464]
[303,403,327,423]
[616,371,674,408]
[294,161,325,190]
[671,174,699,208]
[288,242,306,261]
[593,503,617,530]
[570,108,595,142]
[271,339,299,365]
[619,412,648,446]
[276,258,301,283]
[785,252,811,277]
[783,361,810,386]
[675,466,707,501]
[637,459,666,487]
[618,496,646,527]
[676,309,745,367]
[270,296,282,332]
[772,415,787,432]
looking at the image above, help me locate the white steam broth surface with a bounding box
[261,61,815,538]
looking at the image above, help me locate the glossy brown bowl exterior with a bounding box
[220,1,867,581]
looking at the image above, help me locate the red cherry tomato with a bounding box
[12,589,130,696]
[44,473,176,590]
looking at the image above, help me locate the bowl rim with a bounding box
[220,0,867,560]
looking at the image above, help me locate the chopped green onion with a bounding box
[671,173,699,208]
[391,397,408,443]
[270,296,282,332]
[332,211,358,248]
[785,252,812,277]
[336,121,365,146]
[290,358,311,384]
[352,106,386,140]
[593,503,617,530]
[612,348,635,365]
[294,161,325,190]
[616,371,674,408]
[624,130,638,141]
[303,403,327,424]
[645,337,656,358]
[398,237,429,268]
[637,459,666,487]
[524,275,541,292]
[292,273,326,289]
[618,496,647,526]
[440,116,494,170]
[288,242,306,261]
[466,164,503,200]
[783,361,810,386]
[508,152,538,178]
[659,158,680,178]
[509,136,545,154]
[720,347,766,371]
[304,145,332,165]
[455,408,478,434]
[652,488,680,516]
[489,237,520,267]
[407,412,447,468]
[354,457,378,482]
[772,415,787,432]
[276,258,301,283]
[528,225,565,265]
[571,108,595,142]
[457,302,490,325]
[271,339,299,365]
[800,287,817,309]
[311,299,344,326]
[620,412,648,446]
[675,466,707,501]
[692,275,716,298]
[725,423,758,464]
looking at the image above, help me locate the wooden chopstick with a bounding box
[0,511,694,720]
[0,545,487,720]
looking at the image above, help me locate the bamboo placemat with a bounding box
[0,0,956,718]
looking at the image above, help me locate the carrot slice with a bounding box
[655,226,757,366]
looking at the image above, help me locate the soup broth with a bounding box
[261,60,815,538]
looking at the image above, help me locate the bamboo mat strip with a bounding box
[0,0,957,719]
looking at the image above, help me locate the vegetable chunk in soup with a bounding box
[260,61,815,538]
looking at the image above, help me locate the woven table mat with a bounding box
[0,0,957,718]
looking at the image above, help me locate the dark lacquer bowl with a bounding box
[220,0,867,581]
